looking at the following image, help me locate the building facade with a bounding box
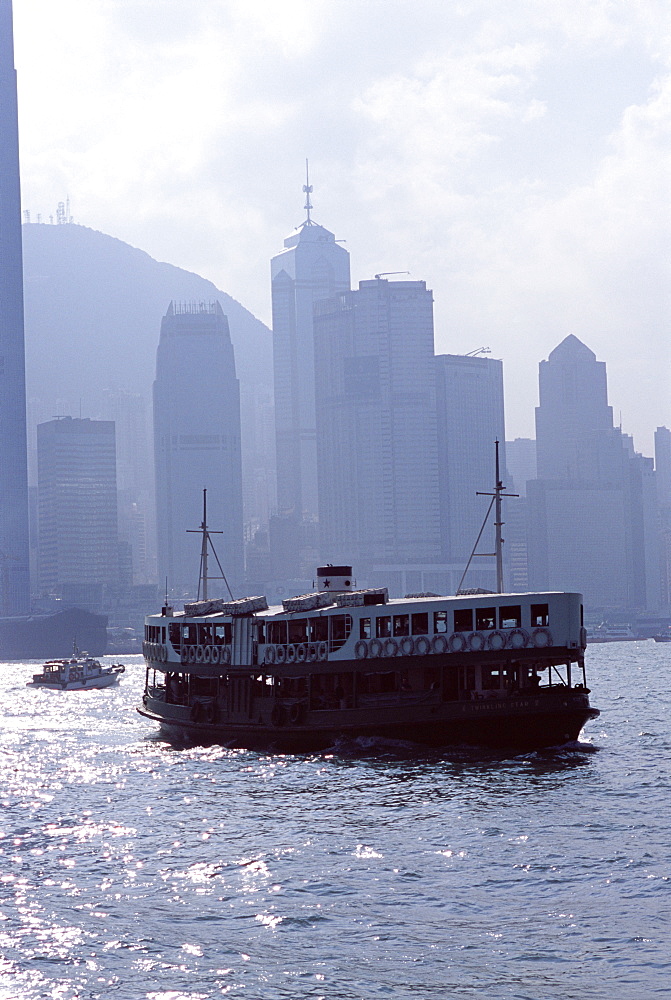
[314,278,441,581]
[0,0,30,614]
[153,301,244,598]
[37,418,119,601]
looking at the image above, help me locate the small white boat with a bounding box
[27,651,125,690]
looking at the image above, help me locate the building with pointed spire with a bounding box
[271,169,350,570]
[0,0,31,614]
[153,302,244,597]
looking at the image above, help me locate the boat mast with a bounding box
[187,489,234,601]
[476,440,518,592]
[200,490,209,601]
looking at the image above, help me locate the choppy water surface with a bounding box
[0,644,670,999]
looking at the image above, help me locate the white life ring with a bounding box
[203,645,212,663]
[265,644,276,665]
[286,644,297,664]
[487,631,506,651]
[468,631,485,651]
[307,642,318,662]
[414,636,431,655]
[383,638,398,657]
[180,646,189,665]
[195,645,205,663]
[508,628,529,649]
[448,632,467,653]
[354,640,369,659]
[210,645,221,665]
[532,627,553,648]
[220,646,231,664]
[432,634,448,655]
[399,636,414,656]
[317,641,329,661]
[369,638,383,658]
[296,643,307,663]
[161,644,168,662]
[188,645,197,664]
[275,644,286,664]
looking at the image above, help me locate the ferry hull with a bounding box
[138,690,599,752]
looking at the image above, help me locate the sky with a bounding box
[12,0,671,453]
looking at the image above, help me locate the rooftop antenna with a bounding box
[457,440,519,594]
[374,271,410,279]
[303,158,313,226]
[466,347,491,357]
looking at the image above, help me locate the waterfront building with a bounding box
[37,418,119,602]
[0,0,30,613]
[527,335,659,610]
[153,301,244,597]
[314,277,441,581]
[271,181,350,526]
[435,353,506,591]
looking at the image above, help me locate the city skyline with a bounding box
[11,0,670,455]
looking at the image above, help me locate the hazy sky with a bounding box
[13,0,671,452]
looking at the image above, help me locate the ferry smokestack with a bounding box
[316,565,353,593]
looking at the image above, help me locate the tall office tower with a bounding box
[0,0,30,614]
[435,354,506,590]
[527,335,659,610]
[314,278,441,586]
[271,183,350,526]
[153,301,244,597]
[37,418,120,603]
[654,427,671,607]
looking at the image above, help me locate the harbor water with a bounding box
[0,643,669,999]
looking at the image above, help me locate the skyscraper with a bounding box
[153,301,244,597]
[0,0,30,614]
[271,179,350,523]
[37,418,119,602]
[435,353,507,588]
[314,277,441,580]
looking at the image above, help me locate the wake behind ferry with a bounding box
[138,563,599,751]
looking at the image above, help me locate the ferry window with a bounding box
[453,609,472,632]
[393,615,409,637]
[411,612,429,635]
[268,621,287,644]
[376,617,392,638]
[482,668,501,690]
[144,625,150,640]
[254,622,266,644]
[531,603,549,627]
[360,618,371,640]
[215,623,232,644]
[168,623,181,647]
[433,611,448,633]
[182,624,196,644]
[198,624,213,645]
[499,606,521,629]
[475,607,496,631]
[288,618,308,644]
[330,614,352,650]
[309,617,328,642]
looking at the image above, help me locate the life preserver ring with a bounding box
[432,634,448,655]
[271,703,286,727]
[448,632,467,653]
[286,644,297,664]
[468,631,485,651]
[580,627,588,649]
[414,635,431,655]
[289,701,305,725]
[383,638,398,657]
[265,644,276,665]
[161,644,168,662]
[296,643,307,663]
[275,644,286,664]
[487,631,506,651]
[532,627,553,648]
[180,646,189,665]
[307,642,318,662]
[399,636,414,656]
[220,646,231,665]
[369,638,383,658]
[210,645,221,665]
[195,645,205,663]
[188,645,197,664]
[190,701,201,722]
[354,639,369,659]
[508,628,529,650]
[317,641,328,661]
[203,645,212,663]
